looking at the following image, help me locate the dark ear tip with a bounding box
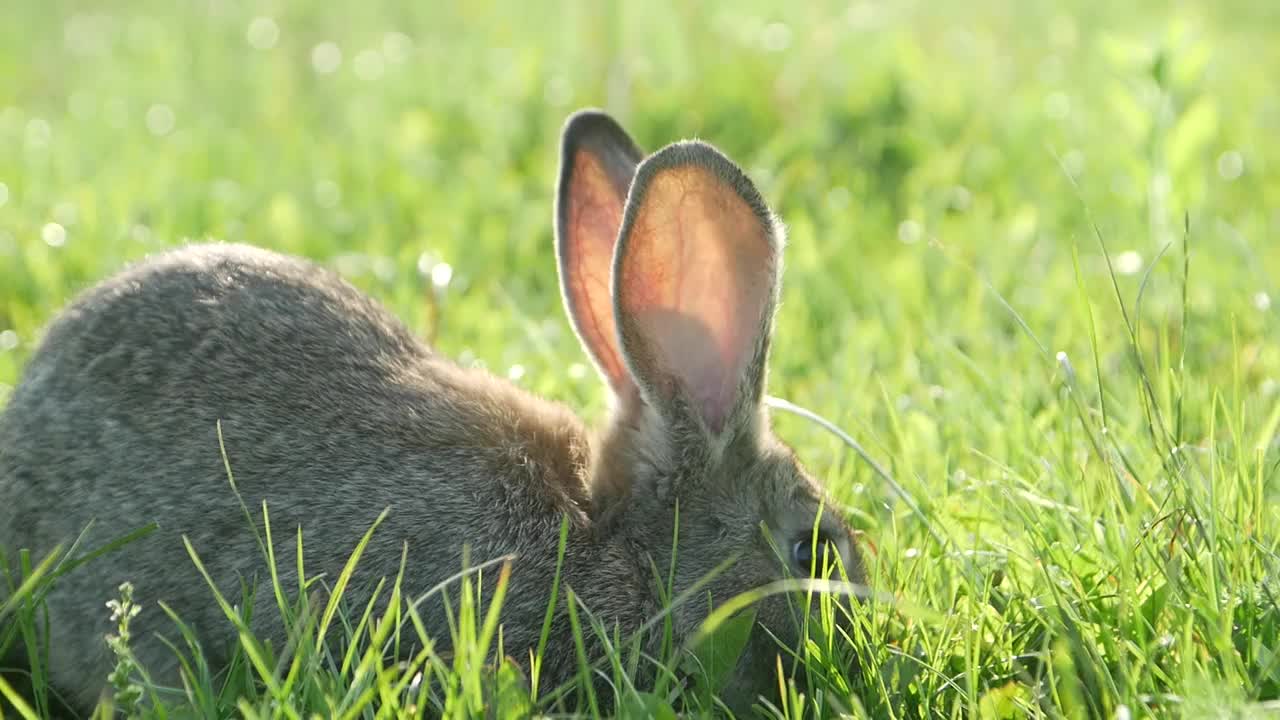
[560,109,631,150]
[554,106,644,268]
[630,140,775,232]
[563,107,616,130]
[557,109,645,201]
[636,140,743,184]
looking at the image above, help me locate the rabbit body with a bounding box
[0,243,651,709]
[0,110,863,715]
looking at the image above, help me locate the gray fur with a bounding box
[0,110,863,716]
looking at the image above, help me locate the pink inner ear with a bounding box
[619,166,775,433]
[564,153,629,393]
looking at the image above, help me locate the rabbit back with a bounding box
[0,242,620,709]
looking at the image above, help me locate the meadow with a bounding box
[2,0,1280,717]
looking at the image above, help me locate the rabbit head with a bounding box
[555,110,864,711]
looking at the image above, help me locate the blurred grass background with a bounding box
[2,0,1280,716]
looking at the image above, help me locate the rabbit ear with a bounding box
[554,110,645,399]
[613,141,782,437]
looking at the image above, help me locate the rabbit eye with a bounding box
[791,532,837,576]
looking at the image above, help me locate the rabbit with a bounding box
[0,109,865,716]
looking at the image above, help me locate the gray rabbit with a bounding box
[0,109,864,715]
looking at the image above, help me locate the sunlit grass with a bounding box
[3,0,1280,717]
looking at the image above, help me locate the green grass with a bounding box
[3,0,1280,717]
